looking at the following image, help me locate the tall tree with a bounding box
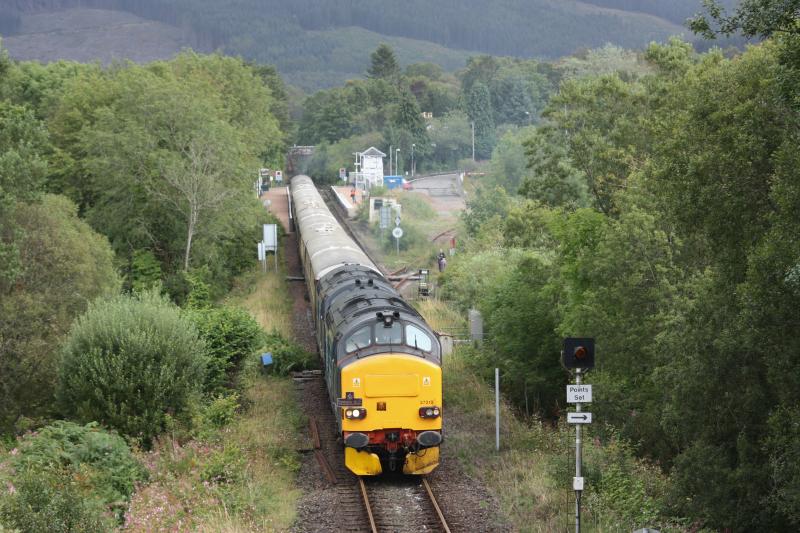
[0,195,119,433]
[466,81,495,159]
[690,0,800,38]
[367,43,400,80]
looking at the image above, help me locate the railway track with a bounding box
[358,475,452,533]
[293,370,453,533]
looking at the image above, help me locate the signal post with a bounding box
[563,337,595,533]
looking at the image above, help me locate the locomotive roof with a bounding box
[319,265,440,364]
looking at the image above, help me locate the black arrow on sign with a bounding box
[572,414,588,420]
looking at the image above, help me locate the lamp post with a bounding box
[411,143,415,179]
[396,148,400,175]
[389,145,393,175]
[471,121,475,162]
[524,111,531,125]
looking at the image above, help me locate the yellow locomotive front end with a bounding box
[340,353,442,475]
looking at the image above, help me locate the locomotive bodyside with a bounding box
[290,176,442,475]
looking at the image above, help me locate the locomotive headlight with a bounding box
[344,408,367,420]
[418,406,441,418]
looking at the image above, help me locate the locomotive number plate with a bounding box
[337,397,363,407]
[338,391,362,407]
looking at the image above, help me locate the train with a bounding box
[290,175,442,476]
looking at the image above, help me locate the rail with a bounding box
[357,476,452,533]
[358,477,378,533]
[423,477,452,533]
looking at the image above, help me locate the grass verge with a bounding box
[124,266,305,531]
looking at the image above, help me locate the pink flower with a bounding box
[6,482,16,494]
[9,448,18,456]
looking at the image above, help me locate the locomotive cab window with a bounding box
[375,321,402,345]
[346,326,372,352]
[405,325,432,352]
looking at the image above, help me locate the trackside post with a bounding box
[563,337,595,533]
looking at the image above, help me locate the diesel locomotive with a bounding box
[290,176,442,476]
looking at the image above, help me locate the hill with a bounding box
[2,8,198,64]
[1,0,730,89]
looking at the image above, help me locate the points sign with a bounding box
[567,384,592,403]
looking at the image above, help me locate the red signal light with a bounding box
[574,346,587,359]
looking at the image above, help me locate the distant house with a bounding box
[355,146,386,190]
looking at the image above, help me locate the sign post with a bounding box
[262,223,278,272]
[392,226,403,255]
[563,337,595,533]
[393,215,402,255]
[495,367,500,451]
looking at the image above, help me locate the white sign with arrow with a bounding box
[567,412,592,424]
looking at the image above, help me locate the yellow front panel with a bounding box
[341,353,442,432]
[365,373,419,397]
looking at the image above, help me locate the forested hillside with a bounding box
[3,0,709,89]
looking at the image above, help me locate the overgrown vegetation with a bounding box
[0,39,302,531]
[0,421,146,531]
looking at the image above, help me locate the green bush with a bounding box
[7,421,146,516]
[185,269,212,310]
[129,249,162,293]
[195,393,241,434]
[187,306,263,393]
[57,291,208,446]
[372,217,425,252]
[201,445,246,485]
[0,469,114,533]
[263,332,316,375]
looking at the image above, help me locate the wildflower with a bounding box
[6,482,16,494]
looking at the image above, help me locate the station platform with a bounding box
[332,186,362,217]
[260,186,291,232]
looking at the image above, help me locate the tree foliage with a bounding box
[367,43,401,80]
[0,195,119,434]
[47,52,282,292]
[447,36,800,530]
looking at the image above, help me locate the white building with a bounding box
[354,147,386,190]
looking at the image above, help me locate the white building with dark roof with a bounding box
[355,147,386,190]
